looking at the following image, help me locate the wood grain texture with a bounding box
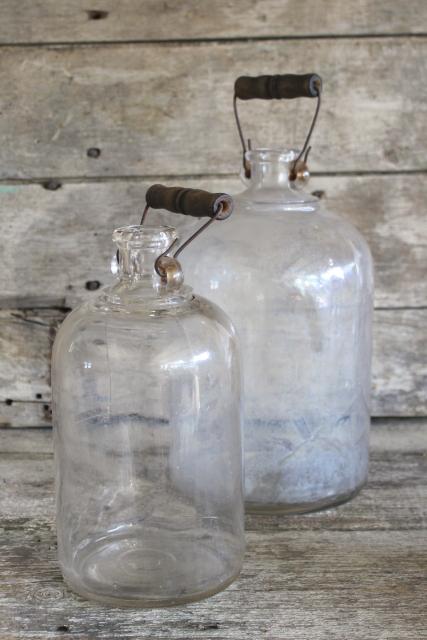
[0,421,426,639]
[0,401,52,428]
[1,174,426,309]
[0,309,60,404]
[0,5,425,632]
[1,167,427,418]
[1,176,425,419]
[372,310,427,417]
[0,307,426,420]
[0,38,426,178]
[1,0,426,44]
[1,420,426,530]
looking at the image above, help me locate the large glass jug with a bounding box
[52,187,244,606]
[181,75,374,514]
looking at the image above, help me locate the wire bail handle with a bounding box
[233,73,322,180]
[142,185,233,287]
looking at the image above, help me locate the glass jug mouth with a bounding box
[239,146,318,208]
[113,225,177,249]
[245,148,299,165]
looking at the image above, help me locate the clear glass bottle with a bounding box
[181,148,374,513]
[52,223,244,607]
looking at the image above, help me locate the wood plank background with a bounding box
[1,420,426,638]
[1,38,426,178]
[0,2,426,426]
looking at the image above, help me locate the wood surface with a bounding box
[0,3,425,419]
[1,174,426,309]
[0,420,425,639]
[0,5,426,638]
[1,0,426,44]
[0,38,426,179]
[0,307,425,422]
[1,173,426,420]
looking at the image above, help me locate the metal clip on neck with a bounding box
[143,185,233,287]
[233,73,322,180]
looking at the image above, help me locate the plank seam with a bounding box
[0,170,425,186]
[0,33,425,48]
[3,417,426,427]
[1,305,424,312]
[371,416,427,423]
[3,411,427,419]
[375,306,427,311]
[0,520,424,533]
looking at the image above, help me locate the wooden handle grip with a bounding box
[145,185,233,219]
[234,73,322,100]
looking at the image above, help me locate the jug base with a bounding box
[61,525,242,607]
[245,481,365,516]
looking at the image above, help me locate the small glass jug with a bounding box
[181,74,374,514]
[52,186,244,607]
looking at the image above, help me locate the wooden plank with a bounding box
[0,401,52,428]
[1,420,426,531]
[0,309,62,406]
[0,38,426,178]
[0,427,52,453]
[1,527,425,639]
[4,418,426,455]
[0,308,426,420]
[369,418,427,452]
[0,422,426,639]
[373,309,427,417]
[1,174,426,309]
[1,1,426,44]
[1,174,426,417]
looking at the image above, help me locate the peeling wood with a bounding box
[0,38,426,178]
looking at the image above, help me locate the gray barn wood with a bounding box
[0,174,425,309]
[0,308,426,421]
[0,420,425,639]
[0,38,426,179]
[1,171,425,420]
[0,3,426,638]
[1,0,425,44]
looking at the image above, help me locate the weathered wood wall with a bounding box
[0,2,426,425]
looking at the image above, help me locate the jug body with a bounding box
[182,150,374,513]
[52,225,244,606]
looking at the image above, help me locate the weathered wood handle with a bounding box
[145,185,233,219]
[234,73,322,100]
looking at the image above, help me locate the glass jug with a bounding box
[181,75,374,514]
[52,187,244,607]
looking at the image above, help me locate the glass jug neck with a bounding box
[113,225,177,285]
[247,148,295,189]
[242,148,317,208]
